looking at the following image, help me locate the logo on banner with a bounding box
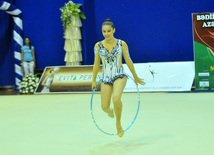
[56,74,102,82]
[210,65,214,71]
[149,65,158,82]
[196,13,214,27]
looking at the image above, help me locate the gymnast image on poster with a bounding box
[41,67,60,93]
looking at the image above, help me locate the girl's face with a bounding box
[102,25,115,41]
[25,38,30,45]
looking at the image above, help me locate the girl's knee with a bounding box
[113,96,121,105]
[101,103,109,111]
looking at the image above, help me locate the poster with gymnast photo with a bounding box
[192,12,214,89]
[35,66,102,93]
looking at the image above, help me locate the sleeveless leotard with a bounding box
[94,39,127,84]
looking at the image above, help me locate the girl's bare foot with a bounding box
[108,108,114,118]
[116,123,124,137]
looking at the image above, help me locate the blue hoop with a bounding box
[90,74,141,136]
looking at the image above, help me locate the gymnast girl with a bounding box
[92,19,146,137]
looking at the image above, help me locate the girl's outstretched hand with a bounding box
[92,82,97,91]
[134,77,146,86]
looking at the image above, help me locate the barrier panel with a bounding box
[35,62,194,93]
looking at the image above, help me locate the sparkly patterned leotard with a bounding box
[94,39,127,84]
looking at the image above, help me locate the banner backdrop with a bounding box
[124,62,194,92]
[192,12,214,89]
[35,62,194,93]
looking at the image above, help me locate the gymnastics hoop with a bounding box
[90,74,141,136]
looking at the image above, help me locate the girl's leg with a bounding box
[112,76,127,137]
[29,61,34,74]
[27,62,30,75]
[101,83,114,118]
[23,62,29,76]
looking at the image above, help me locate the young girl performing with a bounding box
[92,19,146,137]
[21,37,36,76]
